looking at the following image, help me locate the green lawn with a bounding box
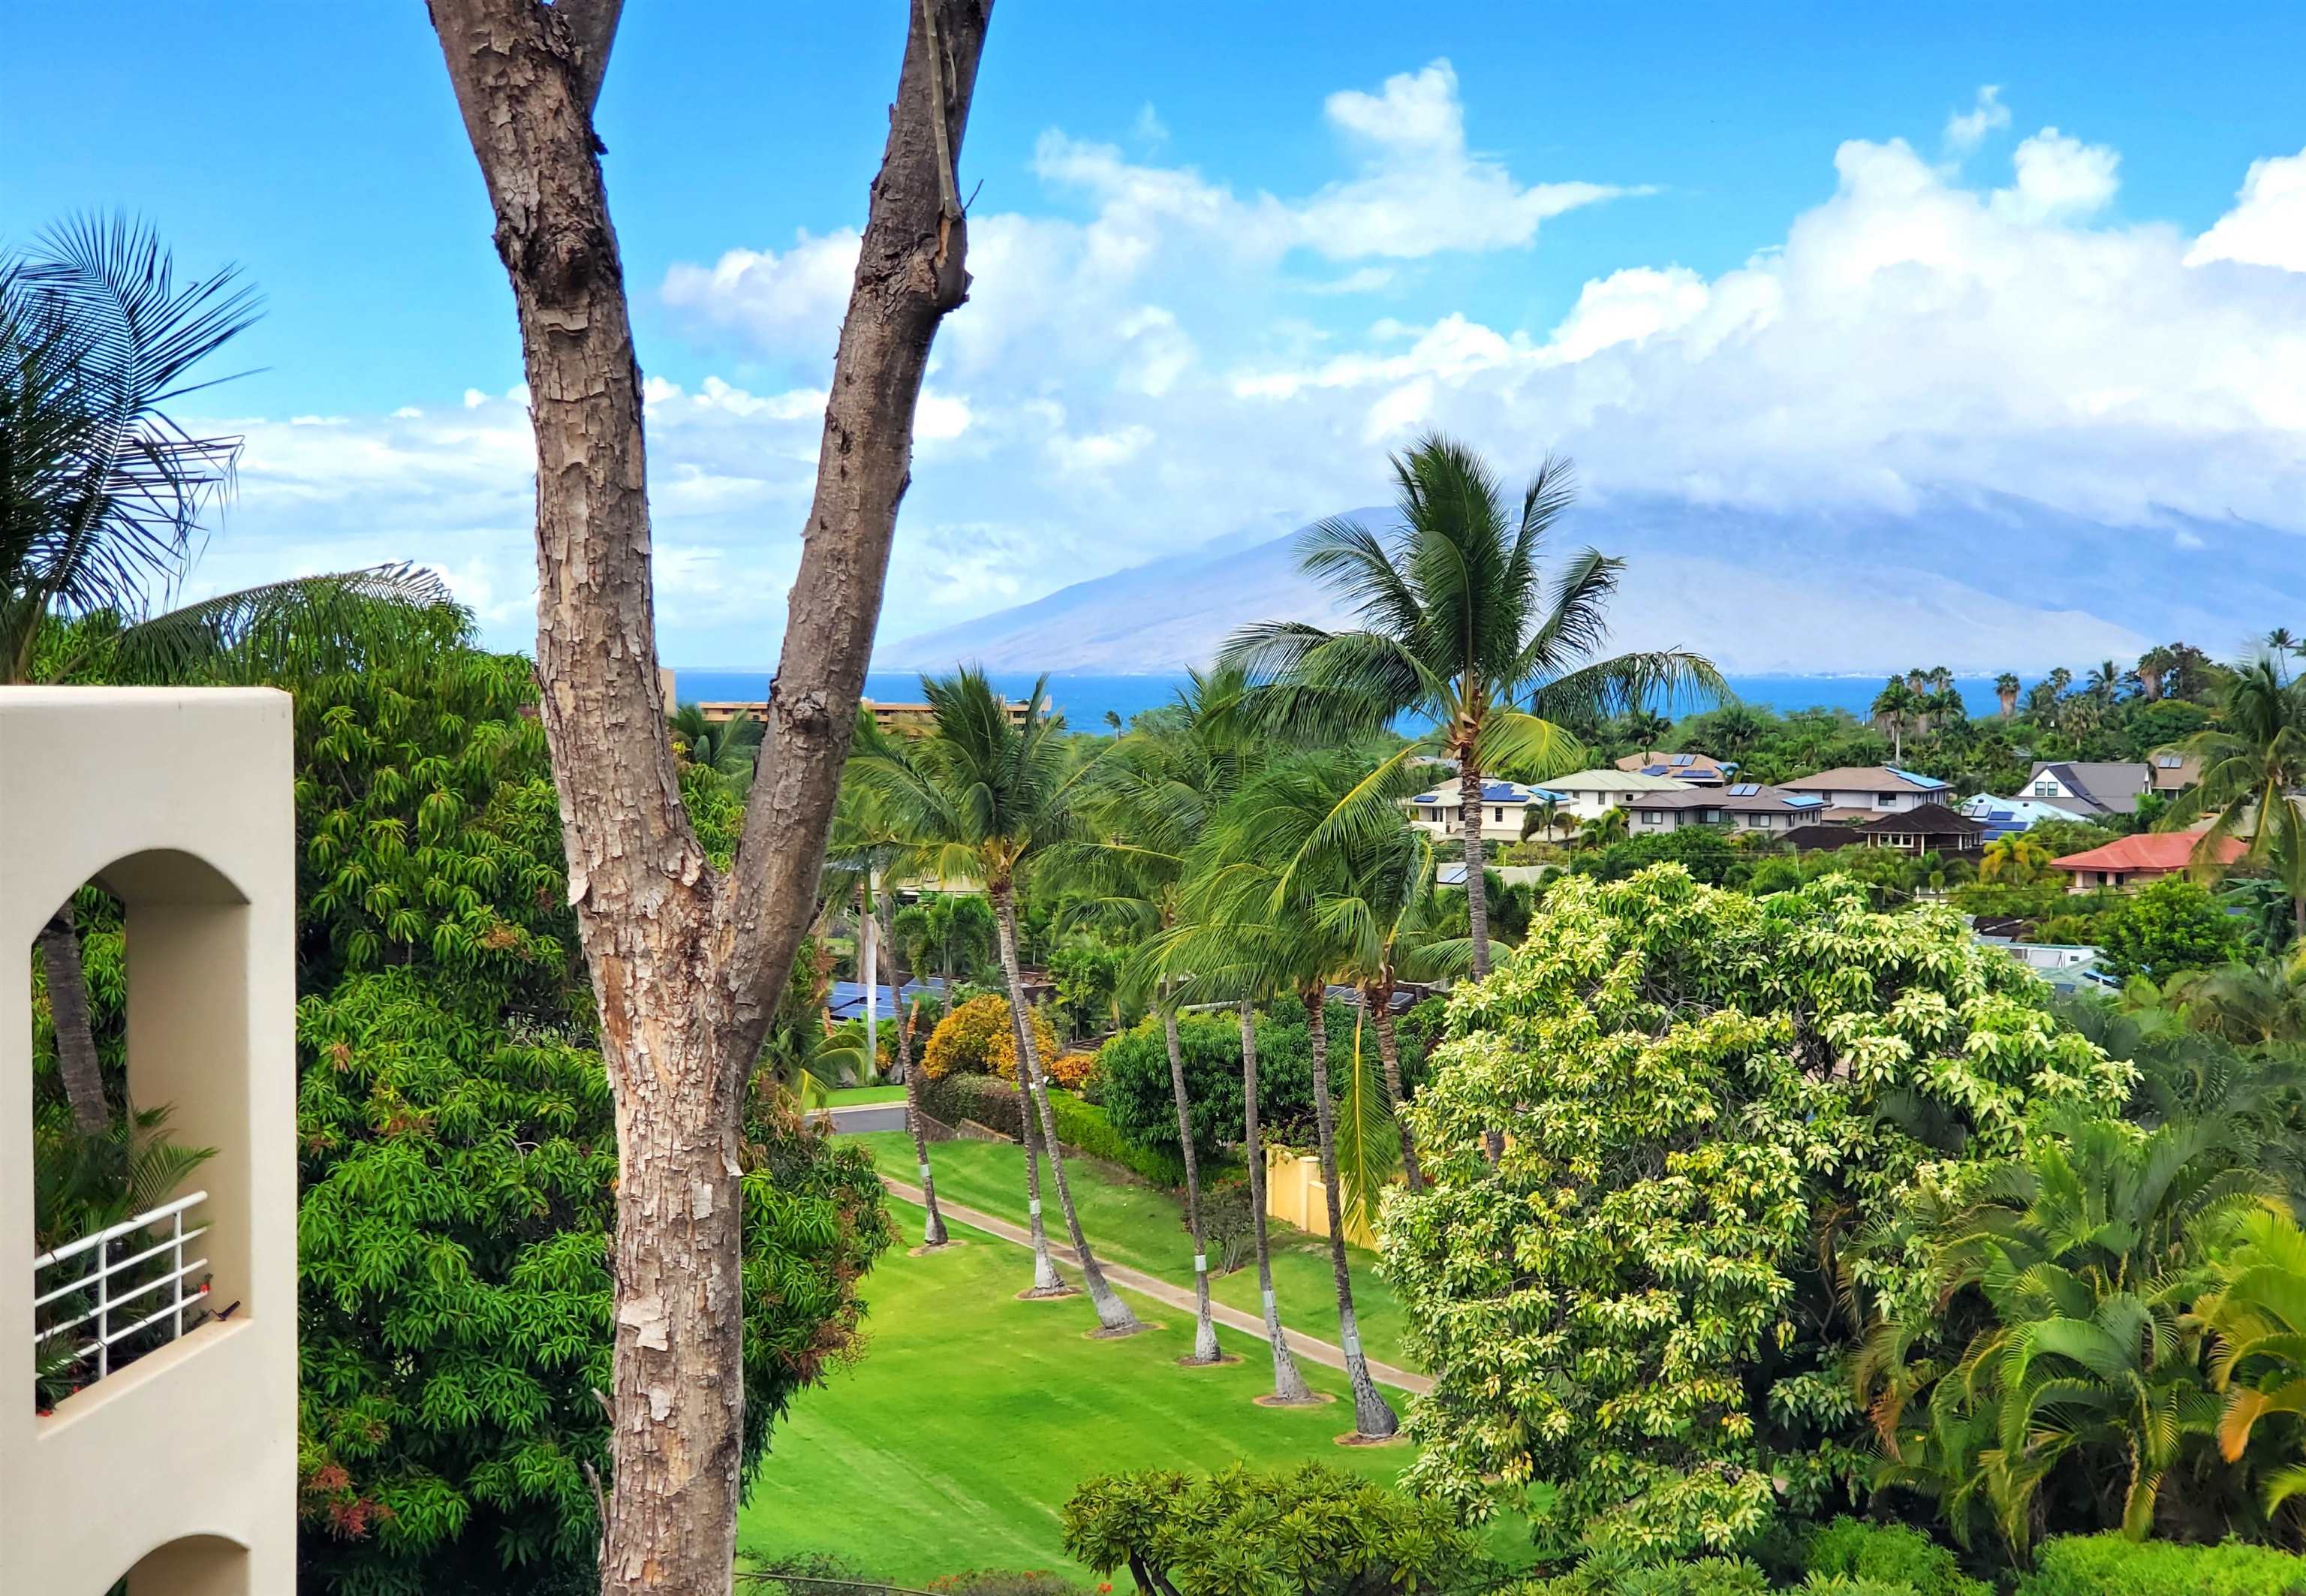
[737,1197,1522,1584]
[826,1085,910,1106]
[851,1131,1413,1369]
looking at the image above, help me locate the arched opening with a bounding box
[119,1532,251,1595]
[27,849,254,1415]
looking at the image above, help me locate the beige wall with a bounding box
[1265,1145,1380,1249]
[2,689,297,1596]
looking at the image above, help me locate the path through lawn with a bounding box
[737,1196,1521,1584]
[849,1131,1413,1369]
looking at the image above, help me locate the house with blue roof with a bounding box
[1404,777,1564,842]
[1621,781,1833,835]
[1614,749,1732,786]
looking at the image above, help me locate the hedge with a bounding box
[1046,1092,1190,1188]
[2015,1534,2306,1596]
[916,1072,1025,1140]
[1802,1520,1985,1596]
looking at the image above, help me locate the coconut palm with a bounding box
[1221,435,1722,983]
[1167,752,1421,1439]
[2137,647,2175,703]
[7,217,446,1136]
[826,773,949,1248]
[2164,660,2306,947]
[1995,673,2021,718]
[1870,677,1919,759]
[2086,658,2126,704]
[1519,793,1564,845]
[847,668,1142,1333]
[1076,665,1266,1363]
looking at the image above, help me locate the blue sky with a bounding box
[8,2,2306,665]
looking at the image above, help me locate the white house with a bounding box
[1521,769,1684,821]
[1781,766,1952,813]
[1404,778,1551,842]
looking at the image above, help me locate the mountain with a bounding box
[878,489,2306,675]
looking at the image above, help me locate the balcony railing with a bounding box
[33,1191,209,1394]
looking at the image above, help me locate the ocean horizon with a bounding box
[670,669,2009,730]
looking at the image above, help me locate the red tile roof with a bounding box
[2050,832,2246,873]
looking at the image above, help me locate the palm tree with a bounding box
[1577,806,1629,850]
[826,775,949,1248]
[1168,753,1420,1440]
[2267,628,2298,677]
[669,703,763,784]
[2085,658,2124,704]
[1221,435,1722,983]
[848,668,1143,1333]
[2137,647,2176,703]
[1994,673,2021,718]
[7,217,445,1135]
[2165,660,2306,948]
[1871,677,1919,759]
[1519,793,1564,845]
[1078,665,1265,1363]
[1705,702,1769,763]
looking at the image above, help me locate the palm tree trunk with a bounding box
[1015,1071,1067,1293]
[1368,991,1420,1191]
[1162,995,1221,1363]
[994,887,1141,1333]
[1457,762,1492,979]
[896,1001,950,1248]
[37,905,110,1136]
[1303,991,1398,1438]
[1240,998,1315,1403]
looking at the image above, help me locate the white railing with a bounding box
[32,1191,209,1389]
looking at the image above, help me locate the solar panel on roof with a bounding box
[1670,754,1695,766]
[1641,764,1669,775]
[1730,782,1759,796]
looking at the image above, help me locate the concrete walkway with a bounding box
[879,1177,1431,1396]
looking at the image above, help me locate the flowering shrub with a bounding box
[920,993,1062,1084]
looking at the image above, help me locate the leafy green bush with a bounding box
[1802,1521,1985,1596]
[1044,1091,1188,1188]
[1096,1000,1404,1163]
[2014,1534,2306,1595]
[2099,877,2245,981]
[1388,867,2134,1561]
[1061,1462,1483,1596]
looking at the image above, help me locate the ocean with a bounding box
[670,670,2006,730]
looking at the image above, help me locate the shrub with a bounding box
[920,994,1063,1083]
[1096,1001,1401,1164]
[1061,1463,1483,1596]
[1513,1557,1772,1594]
[923,1572,1087,1596]
[1802,1521,1985,1596]
[1046,1092,1188,1188]
[1046,1050,1097,1091]
[2014,1534,2306,1595]
[2099,876,2244,981]
[1197,1174,1255,1274]
[916,1073,1026,1140]
[1388,867,2133,1561]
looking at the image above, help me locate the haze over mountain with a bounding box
[879,489,2306,676]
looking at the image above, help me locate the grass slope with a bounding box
[852,1131,1412,1369]
[739,1198,1502,1584]
[826,1085,910,1106]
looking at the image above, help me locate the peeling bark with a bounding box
[422,2,993,1589]
[37,906,109,1137]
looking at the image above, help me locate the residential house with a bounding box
[2151,751,2202,792]
[1781,766,1952,813]
[2049,830,2246,892]
[1522,768,1684,821]
[1621,781,1830,835]
[1958,794,2092,840]
[2022,760,2153,819]
[1404,778,1555,843]
[1859,803,1986,857]
[1613,750,1732,786]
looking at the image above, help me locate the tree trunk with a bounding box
[1015,1055,1067,1294]
[862,872,878,1072]
[897,1000,948,1248]
[1303,992,1397,1438]
[1457,760,1491,979]
[1162,995,1221,1363]
[1239,999,1315,1403]
[37,905,110,1137]
[424,4,993,1591]
[994,886,1139,1332]
[1368,989,1419,1192]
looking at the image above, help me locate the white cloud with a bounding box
[1991,128,2120,222]
[195,85,2306,667]
[1944,86,2009,155]
[1131,102,1169,146]
[2187,147,2306,270]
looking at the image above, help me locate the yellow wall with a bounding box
[1265,1145,1380,1249]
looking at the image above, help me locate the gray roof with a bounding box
[1624,782,1828,815]
[2031,760,2151,816]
